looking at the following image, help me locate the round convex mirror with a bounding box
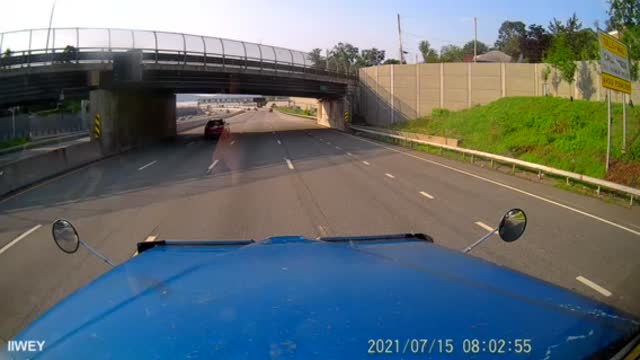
[498,209,527,242]
[52,219,80,254]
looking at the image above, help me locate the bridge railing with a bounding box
[0,28,358,79]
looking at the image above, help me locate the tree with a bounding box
[309,48,326,70]
[418,40,439,63]
[495,21,527,60]
[3,48,11,58]
[439,45,464,62]
[357,48,385,67]
[383,59,401,65]
[462,40,489,57]
[608,0,640,80]
[548,13,598,61]
[545,33,577,97]
[520,24,552,63]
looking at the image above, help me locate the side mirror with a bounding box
[52,219,80,254]
[51,219,115,266]
[463,208,527,254]
[498,208,527,242]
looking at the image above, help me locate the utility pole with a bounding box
[397,13,405,64]
[45,0,56,54]
[474,17,478,62]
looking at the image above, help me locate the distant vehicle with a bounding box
[204,119,225,139]
[7,209,640,359]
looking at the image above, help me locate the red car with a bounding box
[204,119,225,139]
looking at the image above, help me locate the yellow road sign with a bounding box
[600,32,628,58]
[602,73,632,94]
[94,114,101,139]
[598,31,632,94]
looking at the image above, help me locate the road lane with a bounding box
[1,108,639,344]
[311,125,640,314]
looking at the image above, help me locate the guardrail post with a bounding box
[73,28,80,64]
[107,28,112,64]
[288,49,294,72]
[470,154,474,164]
[597,186,601,195]
[490,159,494,168]
[219,38,225,70]
[631,195,634,207]
[271,47,277,73]
[131,30,135,48]
[27,29,32,68]
[153,31,158,64]
[182,33,187,65]
[512,163,516,174]
[241,42,248,70]
[201,36,207,68]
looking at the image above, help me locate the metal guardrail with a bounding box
[0,27,358,79]
[350,125,640,205]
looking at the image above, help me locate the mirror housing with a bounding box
[52,219,80,254]
[498,209,527,242]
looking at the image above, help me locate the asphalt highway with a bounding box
[1,109,639,344]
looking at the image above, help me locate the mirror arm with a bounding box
[463,227,498,254]
[79,240,115,267]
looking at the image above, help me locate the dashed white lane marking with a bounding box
[285,158,295,170]
[346,133,640,237]
[230,140,235,145]
[277,140,282,145]
[0,224,42,256]
[327,141,332,145]
[362,161,370,166]
[419,191,435,199]
[475,221,494,232]
[207,160,219,171]
[335,146,342,150]
[576,276,612,297]
[186,141,195,146]
[138,160,157,171]
[346,152,353,156]
[385,173,395,179]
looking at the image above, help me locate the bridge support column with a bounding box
[317,96,351,131]
[90,89,176,154]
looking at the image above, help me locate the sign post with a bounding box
[598,31,632,173]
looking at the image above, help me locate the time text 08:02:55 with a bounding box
[367,338,533,355]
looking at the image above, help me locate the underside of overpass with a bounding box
[1,51,356,154]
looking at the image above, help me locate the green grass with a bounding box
[276,106,316,117]
[0,138,29,149]
[393,97,640,179]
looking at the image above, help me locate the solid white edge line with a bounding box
[208,159,219,171]
[419,191,435,199]
[0,224,42,256]
[138,160,157,171]
[475,221,495,232]
[277,140,282,145]
[285,158,294,170]
[346,133,640,237]
[385,173,395,179]
[362,161,370,166]
[347,152,353,156]
[576,276,612,297]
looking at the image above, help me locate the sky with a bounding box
[0,0,612,63]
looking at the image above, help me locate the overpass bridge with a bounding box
[0,28,357,152]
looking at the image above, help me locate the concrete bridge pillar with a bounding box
[317,96,351,131]
[89,90,176,154]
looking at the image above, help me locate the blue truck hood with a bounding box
[8,236,640,359]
